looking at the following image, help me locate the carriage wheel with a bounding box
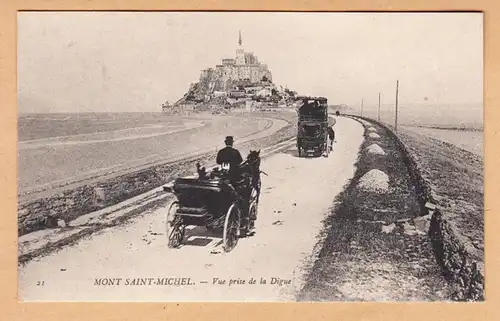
[165,201,185,248]
[223,203,240,252]
[247,201,258,235]
[239,199,258,237]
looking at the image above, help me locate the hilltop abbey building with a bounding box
[199,31,273,92]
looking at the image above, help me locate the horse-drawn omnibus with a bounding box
[296,96,329,157]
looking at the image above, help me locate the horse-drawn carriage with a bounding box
[163,150,263,252]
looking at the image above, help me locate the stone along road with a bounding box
[19,116,365,302]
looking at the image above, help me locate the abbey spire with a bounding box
[238,30,242,46]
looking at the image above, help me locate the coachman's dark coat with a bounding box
[216,146,243,171]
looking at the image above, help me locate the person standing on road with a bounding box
[327,124,336,153]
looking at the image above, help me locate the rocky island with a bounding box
[164,31,299,114]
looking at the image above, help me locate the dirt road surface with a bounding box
[18,117,364,302]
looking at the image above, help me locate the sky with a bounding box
[17,12,483,114]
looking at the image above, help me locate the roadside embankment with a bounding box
[395,126,484,301]
[346,116,484,301]
[17,112,297,237]
[298,117,452,301]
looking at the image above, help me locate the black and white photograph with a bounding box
[17,11,483,302]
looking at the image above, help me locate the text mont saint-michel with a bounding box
[94,277,195,286]
[94,277,292,286]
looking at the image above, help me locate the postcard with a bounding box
[16,11,483,302]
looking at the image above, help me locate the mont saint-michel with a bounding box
[201,31,273,91]
[165,31,297,113]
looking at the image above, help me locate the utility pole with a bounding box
[361,98,364,117]
[395,80,399,131]
[378,93,381,122]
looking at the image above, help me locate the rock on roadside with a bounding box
[413,214,432,232]
[357,169,389,193]
[368,132,381,139]
[366,144,387,156]
[358,119,371,126]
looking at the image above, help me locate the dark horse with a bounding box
[239,149,263,204]
[236,149,263,233]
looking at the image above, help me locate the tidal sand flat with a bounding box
[17,112,273,196]
[402,126,483,157]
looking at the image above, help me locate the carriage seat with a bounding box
[173,177,225,193]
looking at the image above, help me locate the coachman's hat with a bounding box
[225,136,234,144]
